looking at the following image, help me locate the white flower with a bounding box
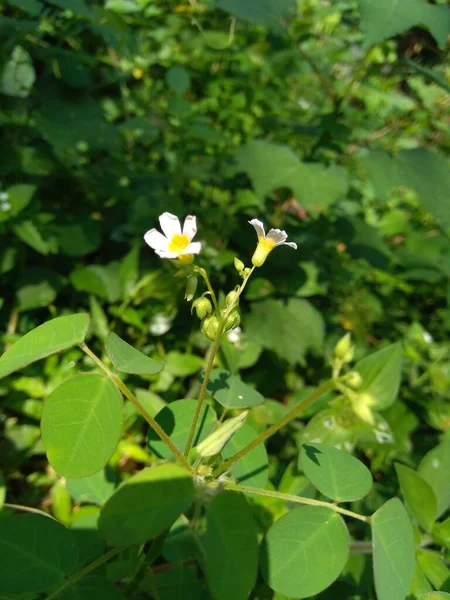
[144,212,201,263]
[249,218,297,267]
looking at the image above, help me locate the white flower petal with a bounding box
[183,215,197,241]
[144,228,169,251]
[181,241,202,255]
[266,228,288,245]
[159,212,181,239]
[281,241,298,249]
[155,249,179,259]
[249,218,265,238]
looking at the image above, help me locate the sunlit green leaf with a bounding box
[261,506,349,598]
[395,463,437,531]
[66,468,117,505]
[99,464,195,546]
[355,343,403,409]
[42,374,123,477]
[221,423,268,488]
[207,368,265,408]
[106,332,163,375]
[0,313,89,379]
[301,442,373,502]
[418,441,450,518]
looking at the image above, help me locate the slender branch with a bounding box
[184,324,224,456]
[213,379,336,477]
[194,267,219,312]
[80,343,192,472]
[225,483,370,523]
[44,547,123,600]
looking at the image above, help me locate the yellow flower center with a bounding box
[251,237,277,267]
[168,233,190,254]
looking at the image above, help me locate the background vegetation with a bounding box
[1,0,450,598]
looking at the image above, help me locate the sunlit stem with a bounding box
[80,343,192,472]
[44,547,123,600]
[225,483,370,524]
[213,378,336,477]
[184,266,255,457]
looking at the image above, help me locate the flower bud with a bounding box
[243,267,252,277]
[226,290,240,308]
[334,333,354,363]
[192,297,213,320]
[234,257,245,274]
[201,315,221,341]
[351,392,376,426]
[223,310,240,332]
[184,275,198,302]
[344,371,363,390]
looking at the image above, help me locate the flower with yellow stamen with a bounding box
[144,212,201,263]
[249,218,297,267]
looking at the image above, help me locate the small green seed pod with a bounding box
[226,290,240,308]
[184,275,198,302]
[192,297,213,320]
[333,333,354,363]
[234,257,245,273]
[201,315,221,341]
[224,310,240,332]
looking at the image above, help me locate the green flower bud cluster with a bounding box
[222,309,240,333]
[234,257,251,279]
[334,333,354,363]
[192,297,213,320]
[201,315,221,341]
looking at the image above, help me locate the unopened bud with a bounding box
[184,275,198,302]
[226,290,240,308]
[192,297,212,320]
[223,310,240,332]
[234,257,245,273]
[352,393,375,426]
[201,315,221,341]
[344,371,363,390]
[243,267,252,277]
[334,333,354,363]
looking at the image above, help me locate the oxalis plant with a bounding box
[0,212,436,600]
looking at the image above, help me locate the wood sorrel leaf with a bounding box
[300,442,373,502]
[418,441,450,518]
[221,423,268,489]
[105,331,163,375]
[0,313,89,379]
[395,462,437,531]
[99,464,195,546]
[261,506,349,598]
[418,593,450,599]
[0,513,78,594]
[66,467,118,505]
[147,399,217,459]
[41,374,123,478]
[205,491,258,600]
[59,576,127,600]
[206,368,265,408]
[354,342,403,409]
[371,498,415,600]
[417,549,450,591]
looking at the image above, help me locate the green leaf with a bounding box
[147,399,217,459]
[99,464,195,546]
[246,298,325,365]
[41,374,123,478]
[119,245,139,298]
[89,296,109,341]
[0,313,89,379]
[358,0,450,48]
[1,45,35,98]
[106,332,163,375]
[221,423,268,489]
[13,220,50,255]
[261,506,349,598]
[70,264,121,302]
[59,576,127,600]
[57,220,102,257]
[0,513,78,593]
[230,141,348,212]
[166,66,190,95]
[395,463,437,531]
[417,550,450,591]
[0,184,36,222]
[206,368,265,408]
[418,594,450,600]
[205,491,258,600]
[354,343,403,410]
[6,0,43,16]
[301,443,373,502]
[371,498,415,600]
[66,468,117,505]
[217,0,296,32]
[362,149,450,230]
[418,441,450,518]
[165,351,204,377]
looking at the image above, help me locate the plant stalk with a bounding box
[80,343,192,471]
[225,483,370,523]
[213,378,336,477]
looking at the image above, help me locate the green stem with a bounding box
[194,267,219,312]
[225,483,370,523]
[45,547,123,600]
[184,324,224,456]
[80,343,192,472]
[213,379,336,477]
[4,503,56,520]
